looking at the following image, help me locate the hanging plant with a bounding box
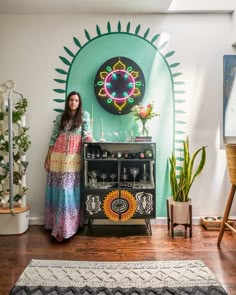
[12,98,28,123]
[0,112,4,121]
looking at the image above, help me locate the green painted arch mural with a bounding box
[53,21,186,217]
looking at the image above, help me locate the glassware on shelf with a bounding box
[113,130,122,142]
[100,172,108,185]
[88,170,98,188]
[121,167,128,182]
[130,167,140,188]
[142,163,149,182]
[109,173,117,185]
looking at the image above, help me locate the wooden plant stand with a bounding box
[166,199,192,238]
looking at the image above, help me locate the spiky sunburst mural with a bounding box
[52,21,187,216]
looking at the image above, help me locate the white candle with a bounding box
[101,118,103,133]
[91,104,94,121]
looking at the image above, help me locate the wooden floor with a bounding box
[1,224,236,295]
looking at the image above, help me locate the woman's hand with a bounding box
[44,156,51,171]
[84,135,93,142]
[44,146,54,171]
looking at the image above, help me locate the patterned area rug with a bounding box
[10,259,227,295]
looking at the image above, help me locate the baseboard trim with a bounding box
[29,216,201,226]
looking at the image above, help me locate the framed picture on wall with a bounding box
[223,55,236,138]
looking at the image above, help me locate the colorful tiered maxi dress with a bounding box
[44,111,90,240]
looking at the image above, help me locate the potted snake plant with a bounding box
[168,137,207,225]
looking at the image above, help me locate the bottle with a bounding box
[144,149,153,159]
[138,152,145,159]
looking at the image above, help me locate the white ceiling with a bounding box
[0,0,234,14]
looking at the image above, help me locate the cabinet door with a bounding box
[83,188,156,220]
[126,189,156,219]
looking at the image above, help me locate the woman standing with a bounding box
[44,91,91,241]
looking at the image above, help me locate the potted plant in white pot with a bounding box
[167,137,206,237]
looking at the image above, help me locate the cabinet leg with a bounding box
[145,219,152,236]
[170,204,174,237]
[166,199,170,231]
[189,204,192,238]
[217,184,236,246]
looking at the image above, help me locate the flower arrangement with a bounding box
[131,102,159,136]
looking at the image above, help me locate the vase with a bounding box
[140,119,149,136]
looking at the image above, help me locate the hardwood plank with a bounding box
[0,224,235,295]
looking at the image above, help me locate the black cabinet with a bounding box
[82,142,156,234]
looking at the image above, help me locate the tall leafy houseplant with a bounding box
[169,138,206,202]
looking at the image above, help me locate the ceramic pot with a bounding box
[168,196,191,224]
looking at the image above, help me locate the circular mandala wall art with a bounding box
[94,56,145,115]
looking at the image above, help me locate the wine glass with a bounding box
[130,167,140,188]
[109,173,117,185]
[100,172,108,185]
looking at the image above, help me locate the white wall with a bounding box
[0,12,236,224]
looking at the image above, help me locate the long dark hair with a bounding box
[59,91,82,131]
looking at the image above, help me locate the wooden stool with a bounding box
[217,144,236,246]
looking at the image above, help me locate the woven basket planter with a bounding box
[225,144,236,185]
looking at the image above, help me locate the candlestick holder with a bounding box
[90,118,95,142]
[99,132,106,142]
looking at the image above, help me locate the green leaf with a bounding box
[169,138,207,202]
[53,108,64,113]
[188,146,207,192]
[175,100,185,103]
[55,68,68,75]
[164,51,175,58]
[158,41,168,50]
[143,28,150,39]
[59,56,71,66]
[175,130,185,134]
[96,25,101,36]
[172,72,183,77]
[107,21,111,33]
[135,24,141,35]
[53,99,65,103]
[175,148,184,152]
[117,21,121,32]
[170,63,180,68]
[176,166,183,170]
[0,112,4,121]
[174,81,185,85]
[126,22,131,33]
[64,46,75,57]
[53,89,65,94]
[175,110,186,114]
[73,37,81,48]
[176,156,184,161]
[175,120,186,124]
[54,79,66,84]
[151,34,160,43]
[85,30,91,41]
